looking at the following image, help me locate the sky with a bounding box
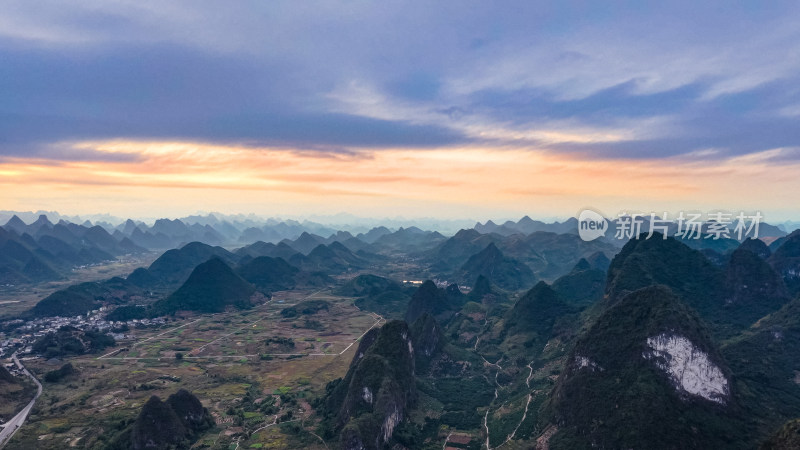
[1,1,800,222]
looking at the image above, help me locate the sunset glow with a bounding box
[2,140,798,220]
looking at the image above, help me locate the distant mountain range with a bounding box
[5,210,796,293]
[0,215,145,286]
[476,214,790,242]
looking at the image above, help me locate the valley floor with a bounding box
[2,288,382,449]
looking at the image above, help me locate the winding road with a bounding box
[0,352,42,449]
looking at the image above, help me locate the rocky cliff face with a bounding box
[643,333,730,405]
[325,320,416,450]
[410,313,443,358]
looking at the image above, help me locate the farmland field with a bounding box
[9,288,382,449]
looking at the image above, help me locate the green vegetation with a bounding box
[279,299,330,317]
[768,230,800,296]
[152,257,257,314]
[32,325,115,358]
[606,233,725,311]
[547,285,746,449]
[10,223,800,449]
[43,363,76,383]
[354,290,411,320]
[335,274,402,298]
[130,241,238,288]
[105,304,148,321]
[0,364,37,423]
[30,277,140,318]
[405,280,465,324]
[321,321,417,449]
[761,418,800,450]
[338,274,413,319]
[551,258,606,307]
[109,389,215,450]
[504,282,573,338]
[723,247,790,326]
[459,243,536,291]
[237,256,299,292]
[722,296,800,443]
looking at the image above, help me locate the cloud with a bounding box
[1,0,800,165]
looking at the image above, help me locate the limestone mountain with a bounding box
[30,277,141,318]
[722,296,800,443]
[236,256,299,292]
[0,215,146,286]
[336,274,412,319]
[2,215,27,234]
[355,226,392,244]
[739,237,772,259]
[547,285,743,449]
[502,281,573,352]
[405,280,465,324]
[474,216,579,235]
[336,274,402,298]
[459,242,536,291]
[236,240,302,261]
[723,247,790,326]
[409,313,445,369]
[234,240,280,258]
[323,320,417,450]
[466,274,506,306]
[128,389,214,450]
[152,257,257,314]
[0,235,61,284]
[551,258,606,307]
[430,228,500,271]
[586,250,611,271]
[164,389,216,434]
[289,242,367,273]
[284,231,326,255]
[605,233,725,318]
[271,241,303,260]
[768,230,800,296]
[513,231,617,280]
[370,226,447,253]
[128,241,238,288]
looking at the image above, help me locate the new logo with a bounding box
[578,209,608,241]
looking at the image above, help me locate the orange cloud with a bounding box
[1,140,799,221]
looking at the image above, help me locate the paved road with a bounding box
[0,353,42,449]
